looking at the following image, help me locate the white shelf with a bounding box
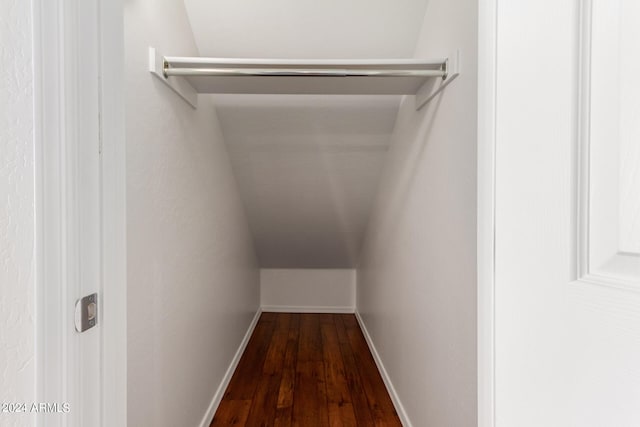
[149,47,460,110]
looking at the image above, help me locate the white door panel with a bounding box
[586,0,640,285]
[494,0,640,425]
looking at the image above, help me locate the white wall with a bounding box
[0,1,35,426]
[124,2,259,426]
[183,0,429,59]
[356,0,478,425]
[261,269,355,312]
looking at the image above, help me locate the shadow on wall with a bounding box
[213,95,401,268]
[359,92,444,263]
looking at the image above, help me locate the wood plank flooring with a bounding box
[212,312,402,427]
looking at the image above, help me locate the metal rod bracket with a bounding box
[149,47,198,108]
[415,49,461,110]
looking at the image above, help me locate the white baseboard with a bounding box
[355,311,412,427]
[261,305,355,314]
[198,308,262,427]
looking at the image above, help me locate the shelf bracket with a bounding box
[415,49,461,110]
[149,47,198,109]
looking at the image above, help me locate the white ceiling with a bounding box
[182,0,429,267]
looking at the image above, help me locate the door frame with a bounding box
[32,0,498,425]
[477,0,497,426]
[34,0,126,425]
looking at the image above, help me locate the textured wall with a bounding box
[356,0,478,425]
[0,0,35,426]
[124,1,260,426]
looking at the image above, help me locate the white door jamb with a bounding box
[34,0,126,425]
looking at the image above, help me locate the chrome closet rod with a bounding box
[163,67,447,78]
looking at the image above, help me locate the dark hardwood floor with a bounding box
[211,312,402,426]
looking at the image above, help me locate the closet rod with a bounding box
[163,67,447,78]
[163,55,447,68]
[148,47,461,110]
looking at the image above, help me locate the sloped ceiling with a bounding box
[183,0,429,267]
